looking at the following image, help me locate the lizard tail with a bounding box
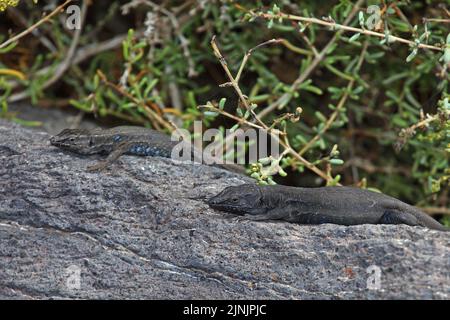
[419,213,449,232]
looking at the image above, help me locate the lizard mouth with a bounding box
[206,198,245,215]
[49,136,61,145]
[50,140,75,151]
[50,136,72,149]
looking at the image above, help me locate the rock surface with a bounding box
[0,120,449,299]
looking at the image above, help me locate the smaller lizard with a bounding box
[50,126,244,173]
[207,184,449,231]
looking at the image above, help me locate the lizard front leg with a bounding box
[87,141,135,171]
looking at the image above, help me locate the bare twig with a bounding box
[421,207,450,216]
[44,1,87,88]
[298,32,319,57]
[423,18,450,23]
[202,100,336,183]
[210,36,272,129]
[254,12,443,51]
[7,30,143,97]
[235,38,284,82]
[391,3,414,32]
[7,7,57,53]
[0,0,72,50]
[395,107,449,151]
[257,0,365,118]
[121,0,197,77]
[97,70,174,132]
[405,114,443,132]
[298,42,368,156]
[198,104,268,131]
[208,37,339,184]
[8,0,88,102]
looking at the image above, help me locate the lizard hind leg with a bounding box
[379,209,419,227]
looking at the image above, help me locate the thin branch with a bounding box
[44,1,87,88]
[298,32,319,57]
[423,18,450,23]
[254,12,443,51]
[198,104,268,131]
[7,30,143,99]
[0,0,72,50]
[207,37,338,183]
[235,38,284,82]
[298,42,368,156]
[403,113,444,132]
[257,0,365,119]
[421,207,450,216]
[202,101,337,183]
[394,109,448,151]
[97,70,174,132]
[7,7,57,53]
[121,0,197,77]
[9,0,87,102]
[391,3,414,32]
[210,36,271,129]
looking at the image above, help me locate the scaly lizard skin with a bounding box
[50,126,245,173]
[208,184,449,231]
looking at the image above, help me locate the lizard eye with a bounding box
[232,197,239,202]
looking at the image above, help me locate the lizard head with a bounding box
[207,184,267,215]
[50,129,102,155]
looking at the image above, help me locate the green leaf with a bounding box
[330,159,344,165]
[0,41,18,54]
[349,33,361,42]
[219,98,226,110]
[204,111,219,117]
[315,111,327,122]
[406,48,418,63]
[279,168,288,177]
[230,124,239,133]
[301,84,323,95]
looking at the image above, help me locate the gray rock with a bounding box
[0,120,449,299]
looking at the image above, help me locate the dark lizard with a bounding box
[50,126,245,174]
[207,184,449,231]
